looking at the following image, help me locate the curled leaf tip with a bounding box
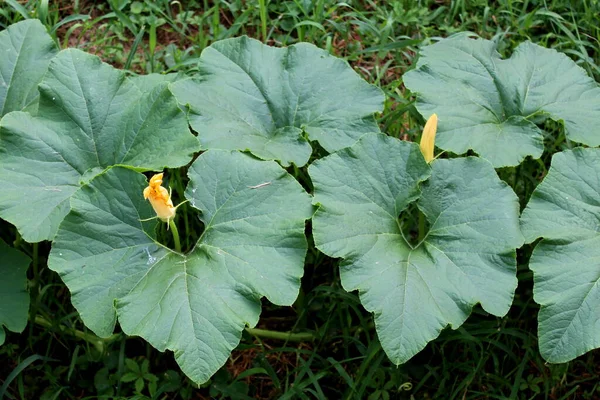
[419,113,438,163]
[144,172,176,222]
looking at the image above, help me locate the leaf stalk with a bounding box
[34,315,121,353]
[245,328,315,342]
[169,219,182,253]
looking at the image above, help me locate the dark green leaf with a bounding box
[135,377,144,393]
[121,372,140,383]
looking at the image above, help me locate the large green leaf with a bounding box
[309,134,523,363]
[521,148,600,363]
[404,35,600,167]
[0,19,58,116]
[48,150,312,384]
[0,49,200,242]
[0,239,31,346]
[171,36,384,167]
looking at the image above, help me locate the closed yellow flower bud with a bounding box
[419,114,438,163]
[143,173,176,223]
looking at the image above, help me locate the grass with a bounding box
[1,0,600,399]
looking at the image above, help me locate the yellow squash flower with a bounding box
[419,114,438,163]
[143,173,176,223]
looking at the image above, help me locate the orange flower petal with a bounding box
[144,173,176,222]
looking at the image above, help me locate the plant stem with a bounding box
[28,243,40,347]
[418,210,426,241]
[245,327,315,342]
[258,0,268,41]
[34,315,121,353]
[32,243,39,282]
[169,219,181,253]
[174,174,190,250]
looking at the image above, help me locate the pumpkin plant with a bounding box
[406,35,600,364]
[0,19,381,384]
[2,18,600,387]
